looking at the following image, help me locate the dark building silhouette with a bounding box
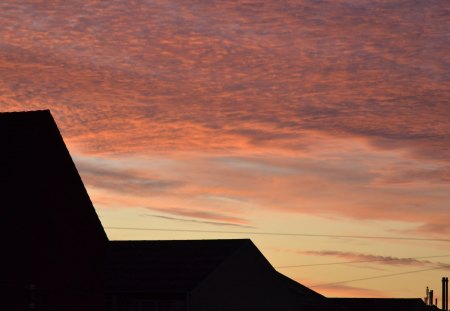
[1,110,326,311]
[106,239,325,311]
[1,110,437,311]
[0,110,108,311]
[328,298,437,311]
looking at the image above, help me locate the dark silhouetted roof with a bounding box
[277,271,324,300]
[328,298,431,311]
[0,110,107,288]
[107,239,251,293]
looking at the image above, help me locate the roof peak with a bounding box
[109,239,252,243]
[0,110,53,122]
[0,109,51,115]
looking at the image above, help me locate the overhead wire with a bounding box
[105,226,450,290]
[104,227,450,242]
[275,254,450,269]
[310,264,450,288]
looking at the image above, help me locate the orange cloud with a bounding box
[300,250,450,269]
[2,1,449,298]
[0,0,449,241]
[309,283,387,298]
[1,1,449,160]
[73,145,450,238]
[140,213,255,229]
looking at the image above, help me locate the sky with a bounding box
[1,0,450,299]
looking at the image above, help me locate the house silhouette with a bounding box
[0,110,325,311]
[107,239,325,311]
[0,110,437,311]
[0,110,107,311]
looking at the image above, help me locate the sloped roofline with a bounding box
[0,109,108,242]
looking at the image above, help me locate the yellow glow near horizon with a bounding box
[1,0,450,299]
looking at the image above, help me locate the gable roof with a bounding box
[0,110,107,239]
[107,239,250,293]
[276,271,325,300]
[1,110,107,284]
[328,298,431,311]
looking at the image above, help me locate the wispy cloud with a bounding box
[144,206,250,226]
[0,0,448,160]
[141,213,255,229]
[409,223,450,237]
[300,250,450,269]
[309,283,387,298]
[72,148,450,238]
[75,156,183,196]
[2,0,449,298]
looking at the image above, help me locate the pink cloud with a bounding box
[309,283,387,298]
[1,0,449,160]
[299,250,450,268]
[1,0,449,242]
[140,213,255,229]
[143,206,251,226]
[71,146,450,238]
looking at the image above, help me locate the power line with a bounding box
[310,264,450,288]
[275,254,450,269]
[104,227,450,242]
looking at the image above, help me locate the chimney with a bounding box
[429,290,433,306]
[446,277,449,311]
[443,277,449,311]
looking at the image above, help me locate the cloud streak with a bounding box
[309,283,386,298]
[2,2,449,216]
[0,0,449,160]
[300,250,450,269]
[141,213,255,229]
[1,0,449,297]
[72,147,450,238]
[75,156,183,196]
[143,206,250,226]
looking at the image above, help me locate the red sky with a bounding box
[1,0,449,298]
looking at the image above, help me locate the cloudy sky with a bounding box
[1,0,449,298]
